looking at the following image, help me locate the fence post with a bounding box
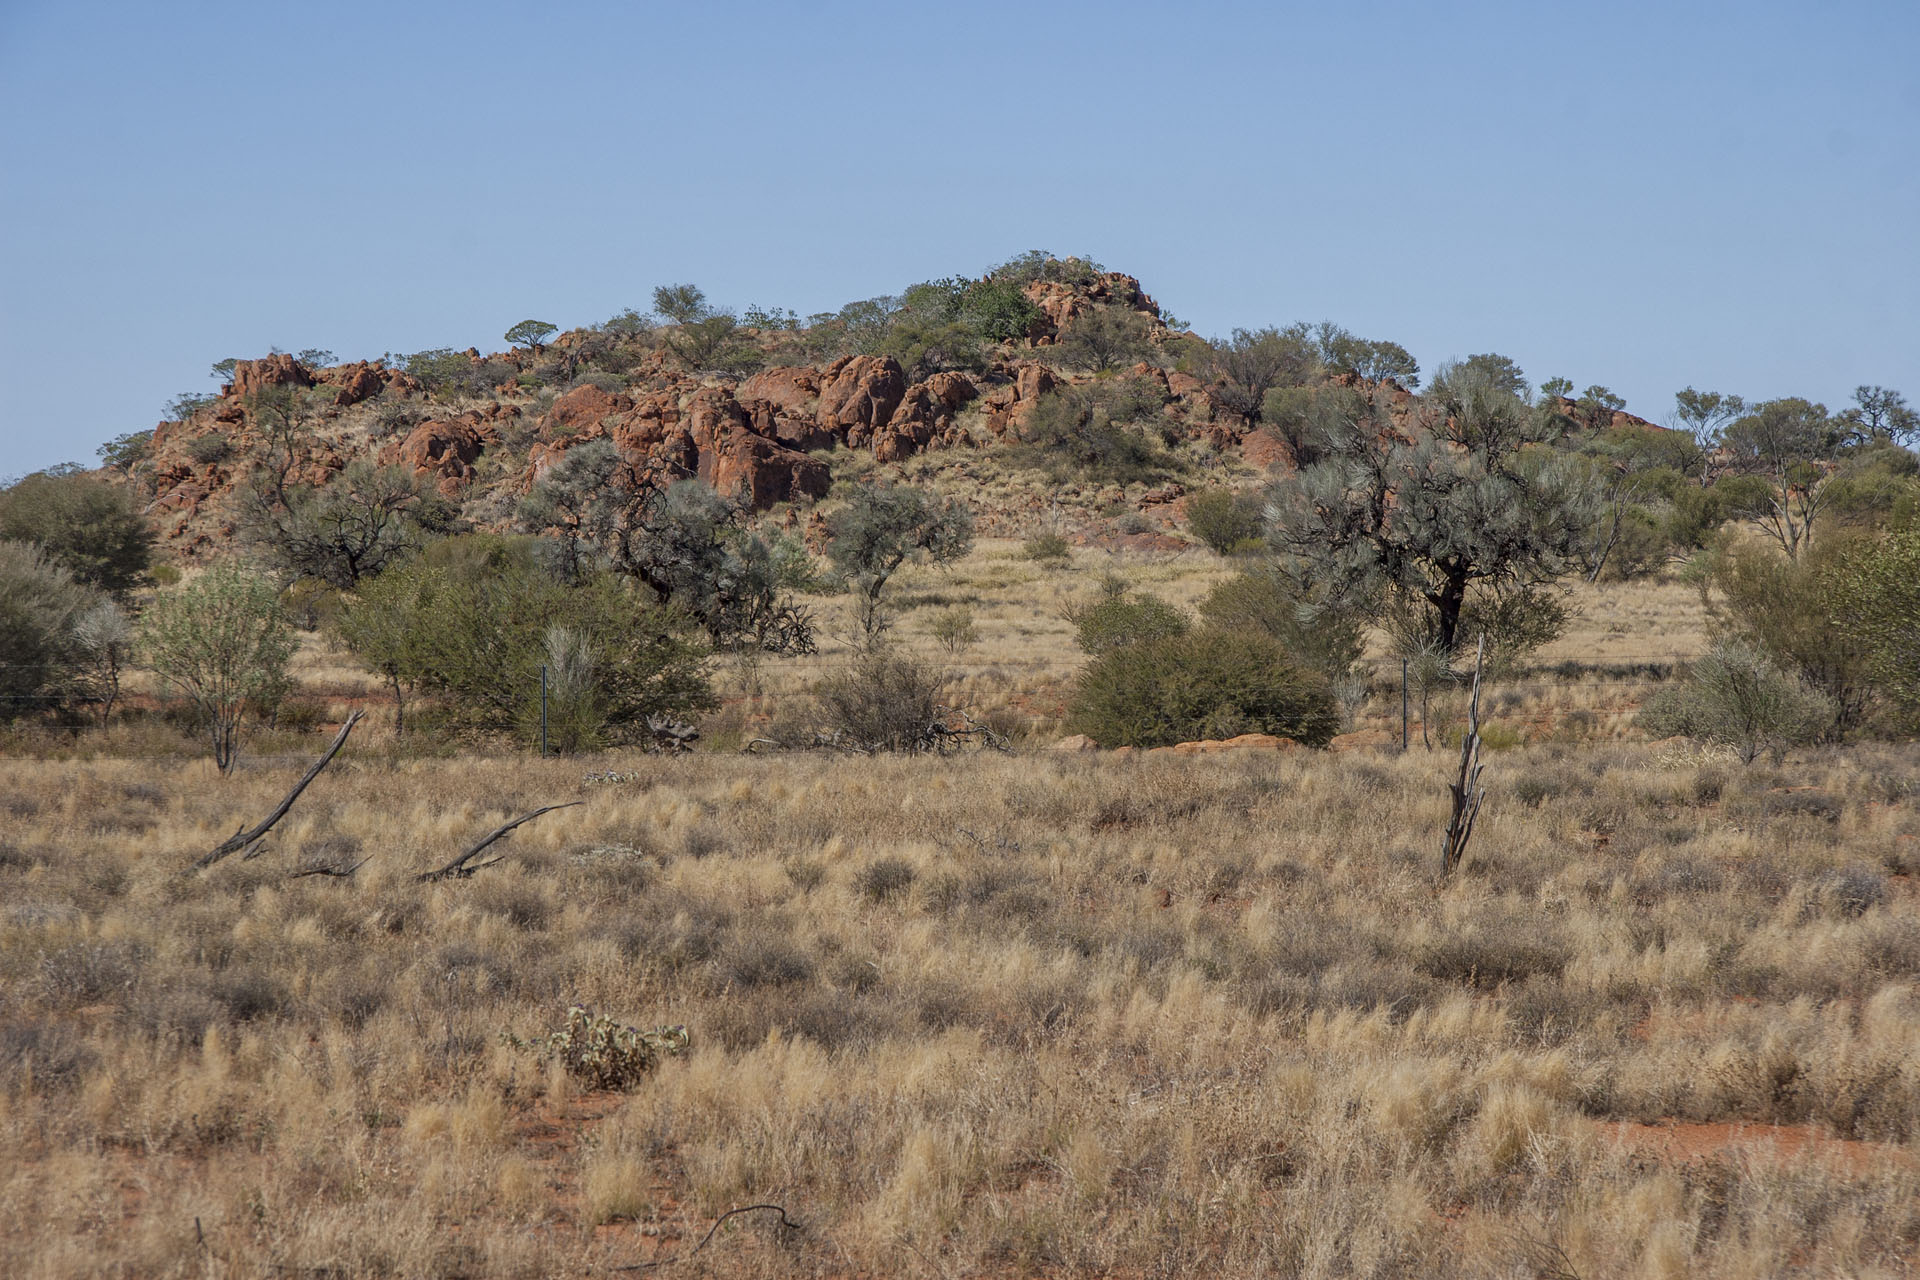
[539,665,548,758]
[1400,658,1409,752]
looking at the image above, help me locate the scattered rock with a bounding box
[1048,734,1100,753]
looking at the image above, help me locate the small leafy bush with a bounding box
[185,432,232,465]
[1022,532,1072,564]
[1637,640,1834,763]
[925,606,978,654]
[815,652,947,753]
[1071,593,1188,655]
[1067,627,1341,748]
[856,857,917,902]
[1184,488,1265,556]
[518,1005,689,1091]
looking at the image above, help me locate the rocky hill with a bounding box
[119,261,1671,559]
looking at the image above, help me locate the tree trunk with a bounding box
[1432,569,1469,654]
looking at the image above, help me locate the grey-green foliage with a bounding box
[1013,381,1174,485]
[504,320,558,353]
[0,468,153,592]
[825,483,974,638]
[1265,369,1597,654]
[1057,307,1154,373]
[0,541,95,714]
[139,565,295,772]
[1637,639,1833,764]
[1206,325,1318,421]
[518,446,812,653]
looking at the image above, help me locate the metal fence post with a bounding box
[1401,658,1409,752]
[540,665,548,758]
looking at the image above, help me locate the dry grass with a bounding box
[3,731,1920,1276]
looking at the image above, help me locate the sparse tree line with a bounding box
[16,249,1920,767]
[0,445,976,767]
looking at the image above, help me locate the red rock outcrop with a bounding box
[382,420,488,494]
[230,353,313,400]
[542,383,635,439]
[818,355,906,443]
[314,361,387,407]
[738,366,821,417]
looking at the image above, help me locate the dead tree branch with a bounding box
[1441,636,1487,876]
[290,854,375,880]
[418,803,581,881]
[189,711,363,872]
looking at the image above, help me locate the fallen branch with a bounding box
[189,712,364,872]
[611,1203,802,1271]
[417,803,581,881]
[290,853,375,880]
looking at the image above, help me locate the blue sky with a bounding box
[1,0,1915,476]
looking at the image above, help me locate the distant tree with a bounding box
[70,599,132,725]
[826,483,974,641]
[1207,326,1317,420]
[0,468,152,592]
[1265,370,1596,653]
[602,307,654,338]
[1671,387,1747,452]
[236,459,455,590]
[1313,322,1420,387]
[165,392,219,420]
[652,283,710,326]
[1719,397,1842,559]
[242,383,319,505]
[1578,385,1626,414]
[1057,308,1153,372]
[97,430,154,471]
[1839,385,1918,446]
[1538,376,1574,402]
[518,444,812,652]
[210,358,238,385]
[504,320,558,354]
[139,566,295,772]
[1706,538,1875,737]
[960,277,1042,342]
[1438,354,1528,400]
[296,349,336,369]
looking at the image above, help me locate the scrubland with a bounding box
[4,548,1918,1278]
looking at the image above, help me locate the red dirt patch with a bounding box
[1600,1119,1915,1175]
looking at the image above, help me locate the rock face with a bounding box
[543,383,634,438]
[317,361,387,407]
[382,420,488,494]
[230,353,313,400]
[818,355,906,441]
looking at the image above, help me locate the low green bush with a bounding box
[1066,627,1340,748]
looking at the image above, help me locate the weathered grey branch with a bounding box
[418,802,581,881]
[1441,636,1487,876]
[290,854,375,880]
[190,711,363,872]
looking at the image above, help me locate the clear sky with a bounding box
[1,0,1915,476]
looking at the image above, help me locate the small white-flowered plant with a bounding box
[515,1004,689,1091]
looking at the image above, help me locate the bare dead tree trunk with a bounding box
[190,711,363,871]
[1441,637,1486,877]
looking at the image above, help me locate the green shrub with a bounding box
[1196,570,1365,683]
[1071,593,1188,655]
[1021,532,1071,564]
[1636,639,1834,763]
[1067,628,1340,748]
[925,606,978,654]
[185,432,232,465]
[1184,489,1264,556]
[0,470,153,593]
